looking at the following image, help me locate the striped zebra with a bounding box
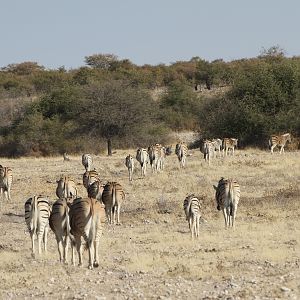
[82,154,93,171]
[213,178,240,229]
[83,169,101,191]
[69,197,103,269]
[136,148,149,177]
[0,165,13,201]
[49,198,72,264]
[183,194,201,239]
[56,176,78,199]
[269,133,291,154]
[203,140,215,165]
[125,154,134,181]
[211,138,223,157]
[87,180,105,202]
[148,144,166,172]
[24,195,51,255]
[102,182,125,225]
[223,138,238,156]
[175,142,188,168]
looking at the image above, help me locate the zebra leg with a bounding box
[280,145,284,154]
[93,239,100,268]
[116,205,121,225]
[31,232,35,256]
[64,235,69,264]
[7,188,11,201]
[56,235,64,262]
[222,209,228,228]
[43,226,48,253]
[87,240,94,270]
[270,145,275,154]
[37,233,42,255]
[75,236,82,266]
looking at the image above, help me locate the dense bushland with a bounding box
[0,47,299,156]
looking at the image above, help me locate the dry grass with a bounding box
[0,149,299,299]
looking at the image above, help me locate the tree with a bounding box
[79,81,161,155]
[84,54,119,70]
[1,62,45,75]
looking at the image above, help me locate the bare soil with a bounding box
[0,149,299,299]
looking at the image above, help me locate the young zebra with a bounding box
[82,154,93,171]
[183,194,201,239]
[102,182,125,225]
[175,142,188,168]
[157,145,166,171]
[211,138,223,157]
[136,148,149,177]
[49,198,72,264]
[56,176,78,199]
[203,140,215,165]
[69,197,103,269]
[269,133,291,154]
[223,138,238,156]
[0,165,13,201]
[213,178,241,229]
[24,195,51,255]
[125,154,134,181]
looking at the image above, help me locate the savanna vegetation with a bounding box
[0,46,300,157]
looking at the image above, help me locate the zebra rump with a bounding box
[24,195,50,255]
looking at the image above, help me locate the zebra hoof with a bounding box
[93,261,99,268]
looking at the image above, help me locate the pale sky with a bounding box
[1,0,299,69]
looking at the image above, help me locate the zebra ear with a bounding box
[213,185,217,190]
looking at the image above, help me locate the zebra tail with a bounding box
[228,181,234,216]
[31,196,38,233]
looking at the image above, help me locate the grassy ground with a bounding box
[0,148,299,299]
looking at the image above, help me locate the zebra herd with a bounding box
[24,153,125,269]
[0,132,293,268]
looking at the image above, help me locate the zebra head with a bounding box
[165,146,173,156]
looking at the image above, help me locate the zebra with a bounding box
[69,197,103,269]
[183,194,201,239]
[213,178,240,229]
[203,140,215,165]
[125,154,134,181]
[49,198,72,264]
[63,152,71,161]
[175,142,188,168]
[147,145,159,173]
[211,138,223,157]
[223,138,238,156]
[82,154,93,171]
[56,176,78,199]
[148,144,166,172]
[102,182,125,225]
[24,195,51,256]
[87,180,105,202]
[0,165,13,201]
[136,148,149,177]
[83,169,101,191]
[269,133,291,154]
[165,145,173,156]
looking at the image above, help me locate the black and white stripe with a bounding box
[269,133,291,154]
[0,165,13,201]
[101,182,125,225]
[183,195,201,238]
[24,195,51,255]
[223,138,238,156]
[136,148,149,177]
[82,154,93,171]
[175,142,188,168]
[56,176,78,199]
[125,154,134,181]
[213,178,240,229]
[49,198,72,263]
